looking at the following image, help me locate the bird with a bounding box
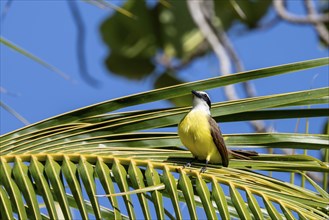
[178,90,257,172]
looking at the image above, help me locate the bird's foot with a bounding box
[183,162,192,168]
[199,160,209,173]
[183,158,197,169]
[200,166,207,173]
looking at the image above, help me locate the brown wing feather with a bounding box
[208,117,229,167]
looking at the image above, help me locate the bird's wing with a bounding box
[208,117,229,167]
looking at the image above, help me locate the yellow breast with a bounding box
[178,110,222,163]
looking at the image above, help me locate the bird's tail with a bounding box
[229,150,258,160]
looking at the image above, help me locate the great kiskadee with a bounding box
[178,90,229,171]
[178,91,258,172]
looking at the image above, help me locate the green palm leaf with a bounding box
[1,155,328,219]
[0,58,328,219]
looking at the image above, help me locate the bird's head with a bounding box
[191,90,211,111]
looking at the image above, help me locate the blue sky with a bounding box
[0,1,328,134]
[0,1,328,145]
[1,1,328,136]
[0,0,327,169]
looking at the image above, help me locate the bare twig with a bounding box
[212,21,259,99]
[273,0,329,24]
[1,101,29,125]
[1,0,13,22]
[230,0,247,20]
[67,0,100,87]
[236,15,281,36]
[187,0,267,132]
[187,0,237,100]
[83,0,136,19]
[196,0,258,99]
[1,37,73,81]
[304,0,329,45]
[0,86,20,97]
[201,0,265,131]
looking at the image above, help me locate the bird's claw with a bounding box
[183,162,192,168]
[200,166,207,173]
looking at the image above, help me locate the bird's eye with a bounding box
[202,95,211,108]
[203,94,210,101]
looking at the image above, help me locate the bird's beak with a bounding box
[191,90,201,98]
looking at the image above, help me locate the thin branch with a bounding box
[304,0,329,45]
[1,37,73,81]
[1,101,30,125]
[187,0,267,132]
[67,0,100,87]
[1,0,13,22]
[236,16,281,36]
[204,1,265,131]
[273,0,329,24]
[187,0,237,100]
[197,0,258,99]
[230,0,247,20]
[83,0,136,19]
[210,18,259,99]
[0,86,20,97]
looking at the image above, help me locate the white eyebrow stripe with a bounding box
[198,91,210,101]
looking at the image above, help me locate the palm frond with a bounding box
[1,155,328,219]
[1,58,328,219]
